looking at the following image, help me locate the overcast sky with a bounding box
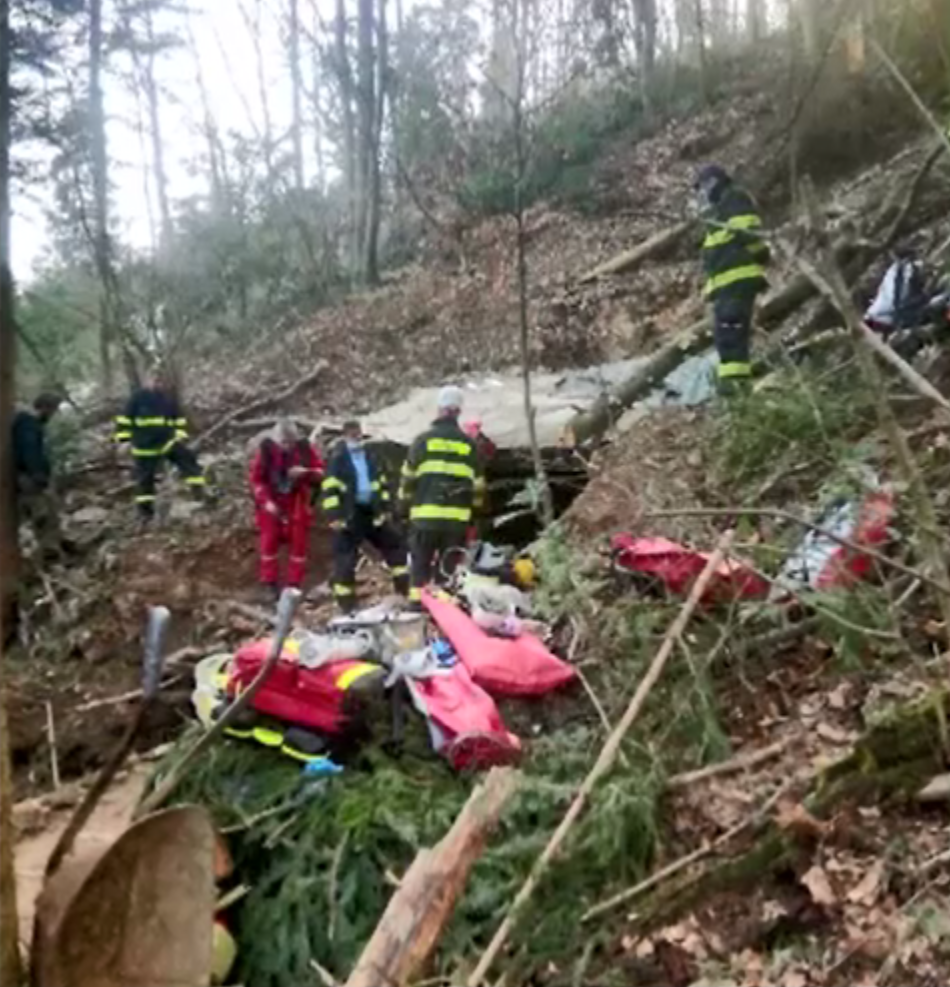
[12,0,301,280]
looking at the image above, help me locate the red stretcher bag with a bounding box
[421,590,576,697]
[228,638,384,735]
[610,534,769,603]
[398,656,522,771]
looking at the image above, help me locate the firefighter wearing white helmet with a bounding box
[398,385,486,606]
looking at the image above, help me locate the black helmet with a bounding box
[695,163,731,191]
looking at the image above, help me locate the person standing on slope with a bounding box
[114,367,208,523]
[249,418,325,600]
[321,419,409,613]
[696,164,770,391]
[399,386,485,606]
[11,392,70,560]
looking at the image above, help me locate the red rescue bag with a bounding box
[228,637,385,735]
[398,655,522,771]
[610,534,769,602]
[422,590,576,697]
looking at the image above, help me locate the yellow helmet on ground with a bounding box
[512,557,536,589]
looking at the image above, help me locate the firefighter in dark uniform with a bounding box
[399,386,485,605]
[114,368,207,521]
[321,419,409,612]
[696,164,770,389]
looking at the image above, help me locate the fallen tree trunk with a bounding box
[192,361,328,451]
[759,237,875,329]
[578,222,694,284]
[344,767,518,987]
[563,318,710,446]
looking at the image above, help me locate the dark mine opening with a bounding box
[373,441,591,549]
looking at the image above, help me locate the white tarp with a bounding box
[361,349,720,449]
[361,359,647,448]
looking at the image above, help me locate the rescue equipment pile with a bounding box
[191,544,576,771]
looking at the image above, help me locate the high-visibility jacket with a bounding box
[398,416,485,529]
[114,388,189,456]
[702,184,770,301]
[320,442,391,526]
[249,438,324,527]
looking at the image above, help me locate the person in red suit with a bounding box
[249,419,325,599]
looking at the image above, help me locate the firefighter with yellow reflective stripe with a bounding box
[399,386,485,606]
[114,368,208,522]
[696,164,770,390]
[321,420,409,612]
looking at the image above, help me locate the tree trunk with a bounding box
[184,11,226,214]
[141,5,173,247]
[310,17,326,192]
[289,0,305,191]
[510,0,554,527]
[335,0,359,277]
[747,0,762,42]
[0,0,22,979]
[355,0,378,284]
[89,0,116,394]
[362,0,386,285]
[633,0,658,105]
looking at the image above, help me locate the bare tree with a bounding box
[0,0,21,979]
[356,0,386,284]
[123,1,173,247]
[89,0,133,392]
[289,0,306,190]
[333,0,359,270]
[505,0,555,527]
[746,0,763,43]
[633,0,658,106]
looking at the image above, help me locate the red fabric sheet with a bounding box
[422,590,576,696]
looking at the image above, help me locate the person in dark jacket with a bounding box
[321,420,409,612]
[696,164,770,389]
[11,393,65,556]
[399,386,485,605]
[114,368,207,521]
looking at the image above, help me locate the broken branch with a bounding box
[578,221,694,283]
[192,361,328,450]
[582,777,793,923]
[666,737,795,790]
[857,320,950,420]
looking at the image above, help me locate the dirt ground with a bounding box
[7,488,335,801]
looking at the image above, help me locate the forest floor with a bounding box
[11,69,950,986]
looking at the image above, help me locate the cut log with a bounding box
[344,766,519,987]
[578,221,695,283]
[563,318,711,446]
